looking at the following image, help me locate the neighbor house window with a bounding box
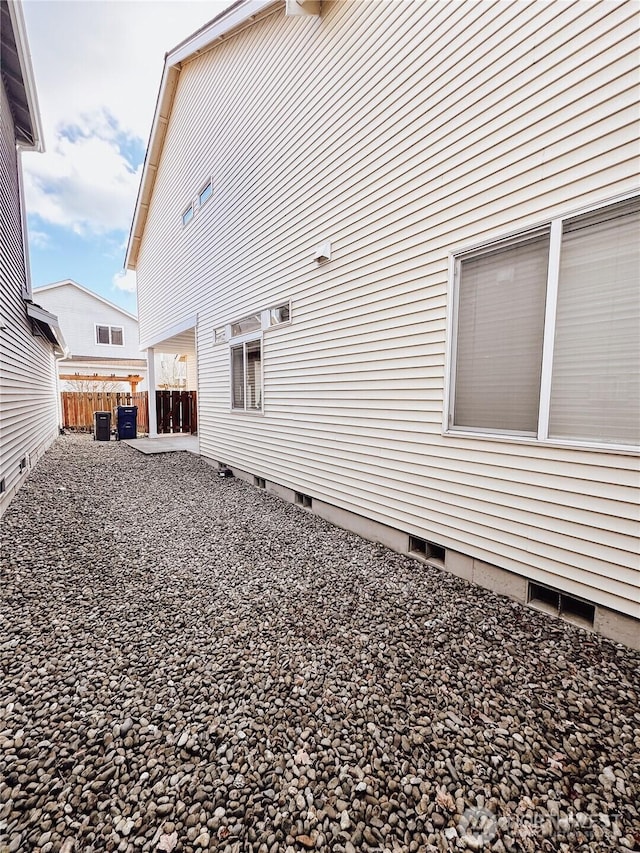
[449,196,639,448]
[96,325,124,346]
[231,339,262,411]
[199,180,212,207]
[182,204,194,226]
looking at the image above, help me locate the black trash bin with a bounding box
[94,411,111,441]
[116,405,137,440]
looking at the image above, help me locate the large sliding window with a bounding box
[449,196,640,449]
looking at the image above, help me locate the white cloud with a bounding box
[24,125,141,234]
[28,228,51,249]
[22,0,230,236]
[113,268,137,293]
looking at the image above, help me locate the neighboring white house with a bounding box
[33,280,148,392]
[126,0,639,646]
[0,0,65,516]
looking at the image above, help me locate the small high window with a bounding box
[96,325,124,346]
[231,314,261,337]
[199,180,213,207]
[269,303,290,325]
[182,205,194,226]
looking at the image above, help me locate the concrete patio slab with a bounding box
[123,434,200,454]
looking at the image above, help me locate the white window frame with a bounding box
[198,179,213,208]
[229,331,263,414]
[95,324,125,346]
[225,300,292,412]
[444,192,639,454]
[182,204,194,227]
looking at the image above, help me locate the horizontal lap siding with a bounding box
[137,0,640,617]
[0,81,58,513]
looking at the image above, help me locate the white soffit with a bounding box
[140,315,198,351]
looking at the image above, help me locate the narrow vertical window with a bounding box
[231,345,245,409]
[245,340,262,410]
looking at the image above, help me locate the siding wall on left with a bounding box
[0,78,58,515]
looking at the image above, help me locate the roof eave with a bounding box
[6,0,44,152]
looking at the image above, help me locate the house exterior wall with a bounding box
[33,283,147,391]
[0,78,58,514]
[135,1,639,620]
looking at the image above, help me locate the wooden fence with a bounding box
[156,390,198,434]
[61,391,149,433]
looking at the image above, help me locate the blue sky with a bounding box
[22,0,230,315]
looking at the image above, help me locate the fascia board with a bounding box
[7,0,44,152]
[167,0,276,66]
[125,63,180,270]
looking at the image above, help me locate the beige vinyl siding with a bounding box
[136,0,640,618]
[0,79,58,514]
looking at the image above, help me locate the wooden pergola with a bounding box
[60,373,144,393]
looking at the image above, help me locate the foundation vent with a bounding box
[295,491,312,509]
[528,582,595,628]
[254,476,266,489]
[409,536,445,565]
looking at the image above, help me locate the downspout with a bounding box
[55,346,71,432]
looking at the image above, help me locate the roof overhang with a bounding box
[0,0,44,151]
[25,301,67,355]
[124,0,278,270]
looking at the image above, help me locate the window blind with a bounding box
[453,234,549,433]
[549,199,640,445]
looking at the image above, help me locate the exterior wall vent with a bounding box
[254,476,266,489]
[409,536,445,565]
[528,582,595,628]
[295,491,312,508]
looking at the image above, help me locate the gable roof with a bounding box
[33,280,138,322]
[124,0,278,270]
[0,0,43,150]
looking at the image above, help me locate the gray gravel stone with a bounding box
[1,435,639,852]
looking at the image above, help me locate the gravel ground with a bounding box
[1,435,639,853]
